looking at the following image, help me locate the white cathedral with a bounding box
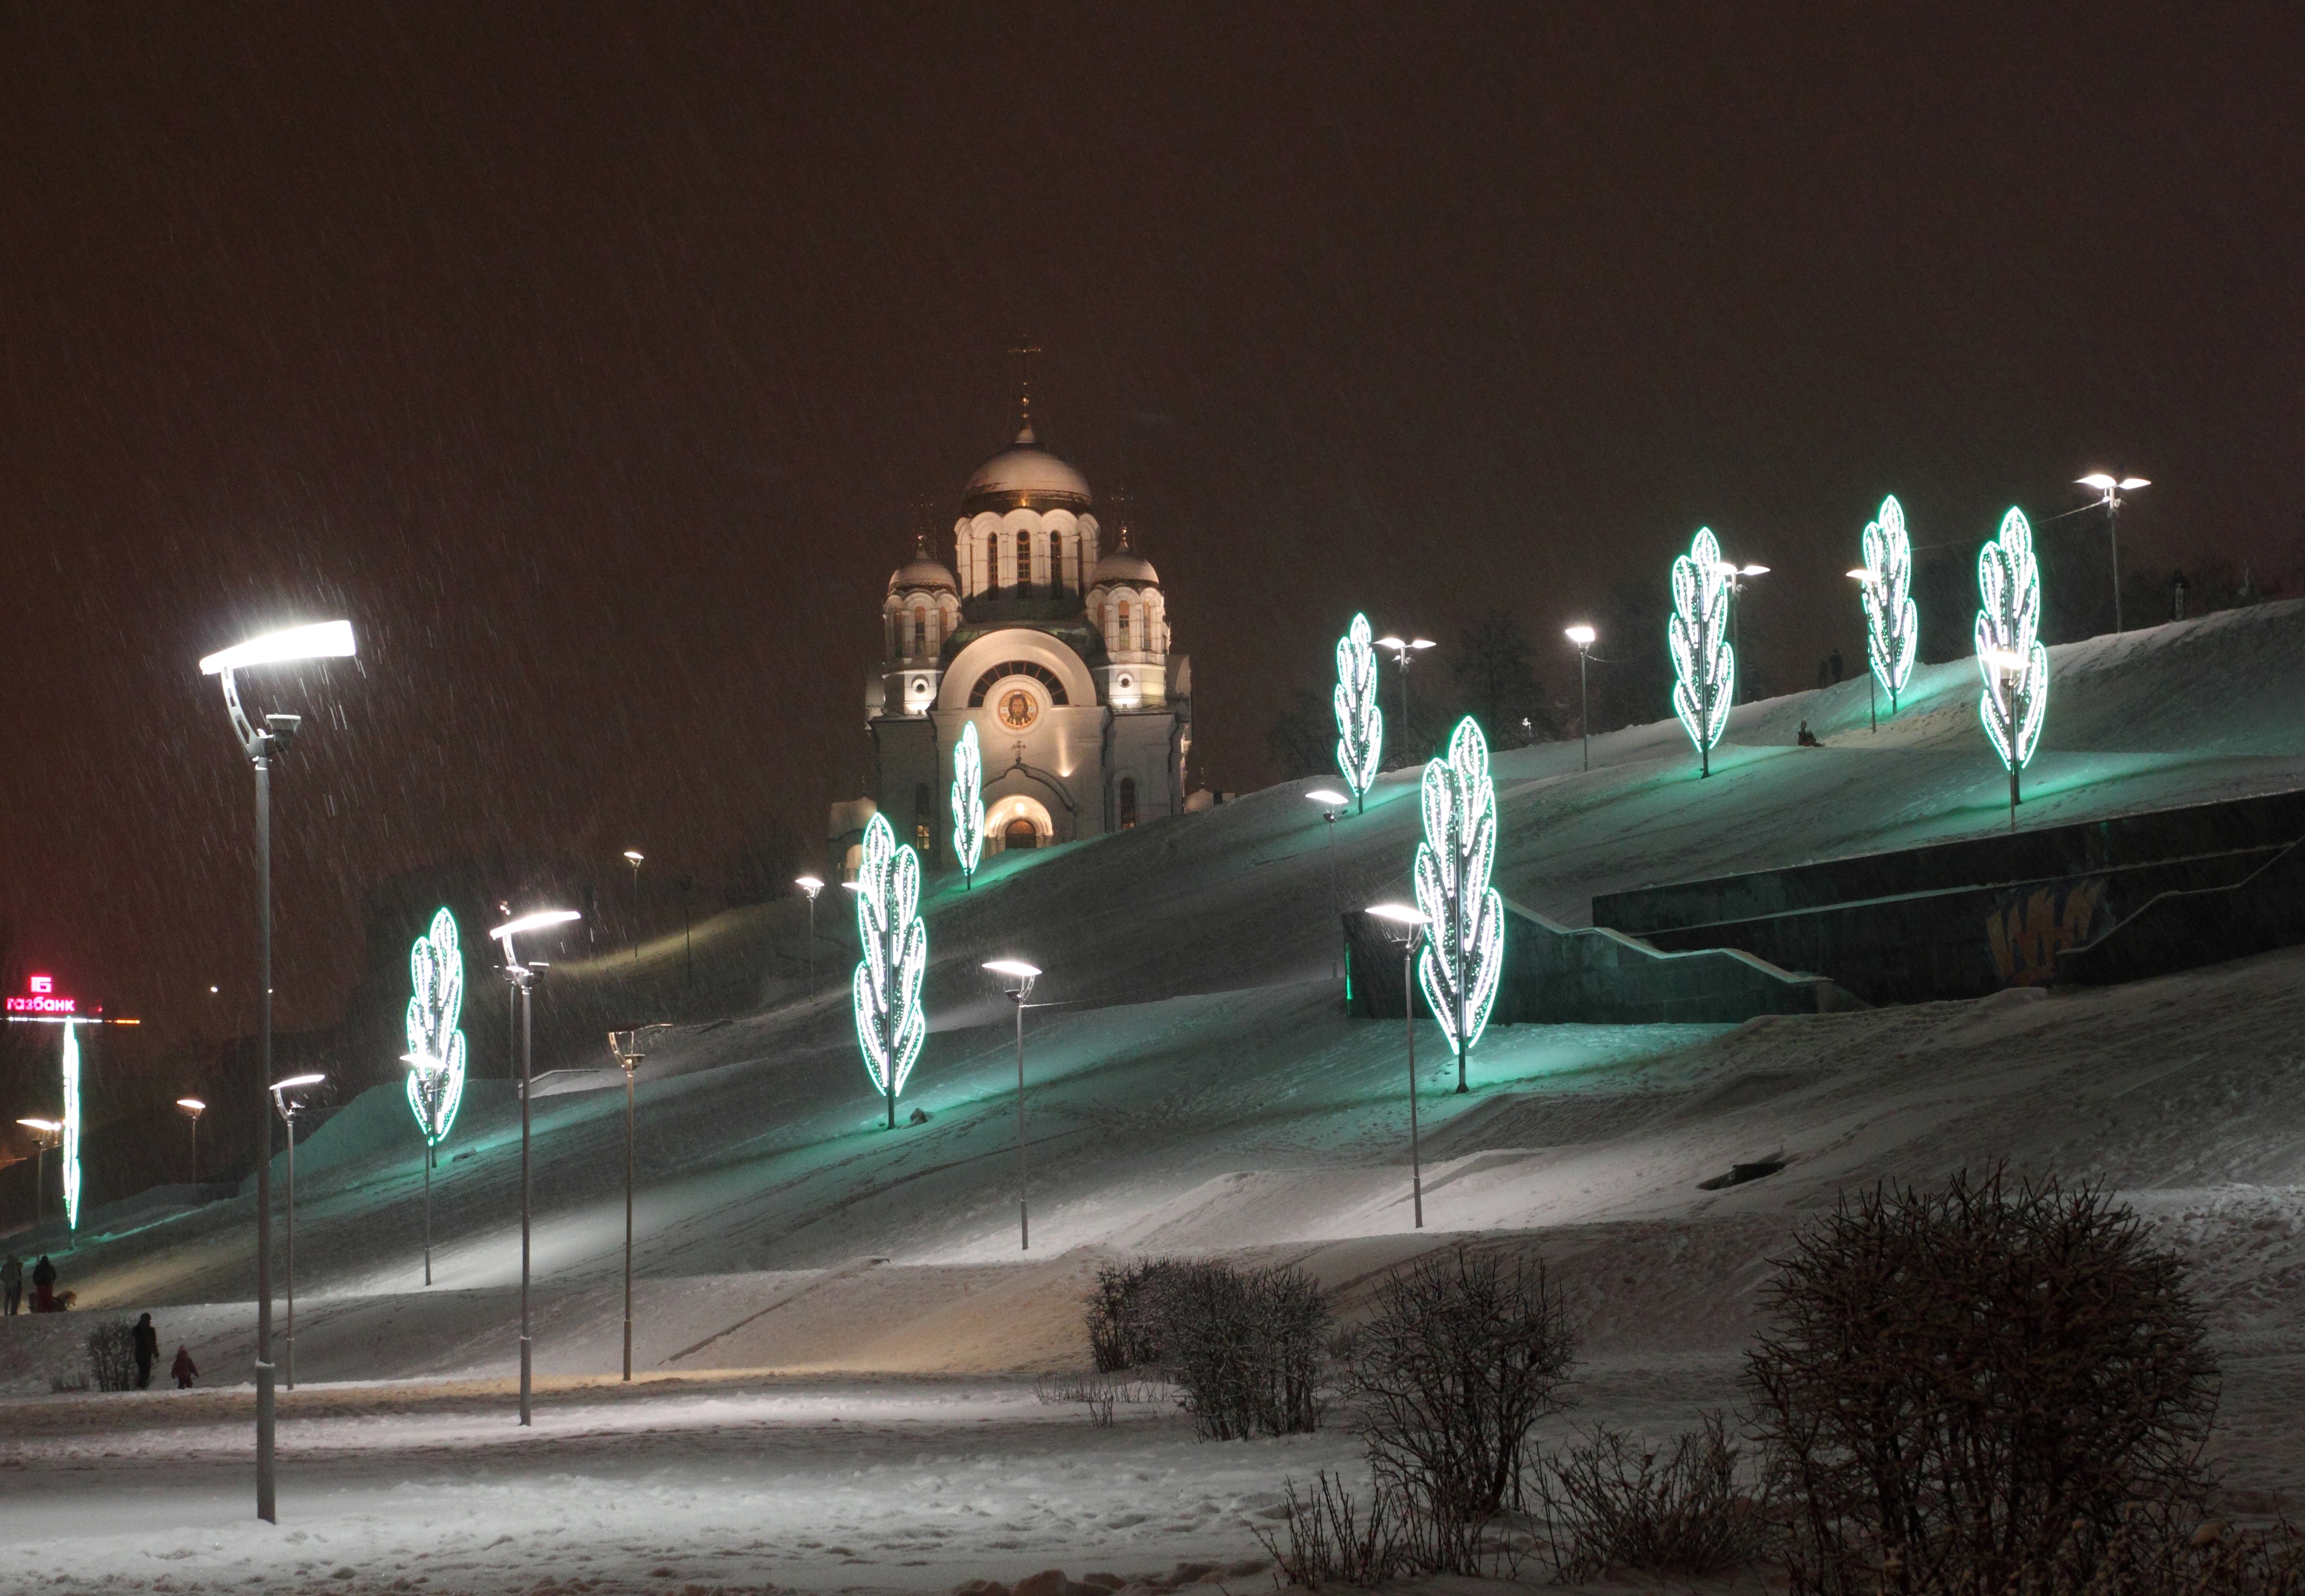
[863,403,1192,867]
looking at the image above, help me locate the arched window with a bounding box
[1117,599,1134,652]
[913,782,934,858]
[912,606,929,657]
[1015,529,1032,592]
[982,532,997,593]
[1118,777,1138,830]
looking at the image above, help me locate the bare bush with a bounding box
[2012,1511,2305,1596]
[1254,1472,1411,1588]
[87,1322,137,1392]
[1157,1260,1329,1440]
[1349,1243,1575,1570]
[1748,1169,2219,1596]
[1537,1413,1773,1579]
[1084,1257,1195,1372]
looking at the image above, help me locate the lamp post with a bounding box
[623,851,643,964]
[15,1119,60,1227]
[1714,562,1770,703]
[490,908,581,1427]
[176,1098,206,1186]
[1365,904,1429,1229]
[398,1053,444,1286]
[269,1073,325,1390]
[794,876,824,997]
[1564,626,1597,770]
[983,960,1041,1251]
[1845,570,1878,732]
[2078,473,2149,632]
[200,616,355,1524]
[606,1026,659,1382]
[1985,648,2030,831]
[1305,790,1348,981]
[1373,635,1436,760]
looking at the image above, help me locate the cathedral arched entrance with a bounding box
[984,793,1054,853]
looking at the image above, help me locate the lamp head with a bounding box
[490,909,582,943]
[2120,477,2149,491]
[1740,563,1771,576]
[622,850,644,865]
[176,1097,206,1115]
[1305,789,1348,807]
[1984,647,2029,672]
[17,1117,61,1136]
[1564,624,1596,646]
[1365,901,1429,946]
[199,620,357,676]
[1374,634,1404,650]
[271,1073,327,1094]
[1846,568,1873,582]
[2078,473,2117,491]
[983,958,1042,981]
[794,874,824,898]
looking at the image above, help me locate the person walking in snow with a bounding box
[2,1252,21,1315]
[30,1255,56,1313]
[170,1344,198,1390]
[132,1312,159,1389]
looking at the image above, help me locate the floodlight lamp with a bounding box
[176,1097,206,1113]
[1306,789,1349,806]
[622,850,644,863]
[1374,634,1405,650]
[794,874,824,895]
[198,619,356,676]
[17,1117,61,1133]
[1847,568,1873,581]
[1366,902,1430,926]
[2077,473,2117,491]
[1740,564,1771,576]
[2119,477,2149,491]
[1564,624,1596,646]
[840,881,862,893]
[271,1073,327,1093]
[983,959,1042,981]
[490,909,582,942]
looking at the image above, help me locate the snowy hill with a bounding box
[6,602,2305,1416]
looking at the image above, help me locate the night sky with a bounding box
[3,5,2301,1058]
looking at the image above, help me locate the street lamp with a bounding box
[268,1072,327,1390]
[2077,473,2149,632]
[983,960,1041,1251]
[398,1053,446,1286]
[176,1098,206,1187]
[1564,626,1597,770]
[15,1119,60,1227]
[622,851,643,964]
[1373,635,1437,761]
[1845,571,1879,732]
[606,1025,663,1382]
[1305,790,1348,982]
[200,615,355,1524]
[490,906,581,1427]
[1364,904,1429,1230]
[1713,562,1769,703]
[795,876,825,997]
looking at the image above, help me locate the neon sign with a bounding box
[6,975,76,1016]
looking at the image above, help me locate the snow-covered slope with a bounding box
[7,603,2305,1396]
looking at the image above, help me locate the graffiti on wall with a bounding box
[1988,876,2110,986]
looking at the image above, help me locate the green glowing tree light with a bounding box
[951,721,985,889]
[1975,506,2049,800]
[1333,612,1383,814]
[1413,717,1505,1094]
[852,813,928,1129]
[404,907,467,1148]
[1669,527,1735,776]
[1860,494,1919,715]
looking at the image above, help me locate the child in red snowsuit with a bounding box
[170,1345,197,1390]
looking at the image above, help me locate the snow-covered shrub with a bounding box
[1536,1412,1771,1579]
[1147,1260,1329,1440]
[1349,1243,1575,1566]
[1748,1168,2218,1596]
[86,1321,137,1392]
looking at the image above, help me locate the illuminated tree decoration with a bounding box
[1413,717,1505,1093]
[1668,527,1735,777]
[1974,506,2050,778]
[851,812,928,1128]
[403,907,468,1148]
[951,721,985,889]
[1333,612,1383,814]
[1860,494,1919,713]
[61,1021,83,1231]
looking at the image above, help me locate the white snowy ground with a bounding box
[6,604,2305,1594]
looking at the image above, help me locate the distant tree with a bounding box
[1450,611,1558,749]
[1266,684,1336,781]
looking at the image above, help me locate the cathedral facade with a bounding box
[865,412,1191,867]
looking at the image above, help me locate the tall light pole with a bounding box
[176,1099,206,1187]
[606,1025,660,1382]
[1985,648,2030,830]
[622,851,643,964]
[1713,562,1769,703]
[2078,473,2149,632]
[795,876,824,997]
[491,908,581,1427]
[983,960,1040,1251]
[1564,626,1597,770]
[1374,635,1436,761]
[269,1073,326,1390]
[1305,790,1348,981]
[398,1053,446,1286]
[15,1119,59,1227]
[1365,904,1429,1229]
[200,616,355,1524]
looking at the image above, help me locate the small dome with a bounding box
[1091,527,1158,587]
[961,424,1093,512]
[887,535,957,595]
